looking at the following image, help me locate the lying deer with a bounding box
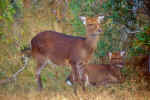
[22,16,104,94]
[65,51,125,87]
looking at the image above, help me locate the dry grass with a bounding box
[0,86,150,100]
[0,1,150,100]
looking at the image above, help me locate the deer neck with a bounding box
[85,32,100,50]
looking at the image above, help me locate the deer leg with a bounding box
[76,62,86,92]
[71,65,78,95]
[80,77,86,92]
[65,74,73,86]
[70,61,86,94]
[36,60,48,91]
[65,71,88,91]
[96,78,119,87]
[82,73,90,91]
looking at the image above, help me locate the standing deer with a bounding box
[22,16,104,94]
[66,51,125,87]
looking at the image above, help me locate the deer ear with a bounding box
[79,16,86,25]
[98,16,104,23]
[108,52,112,59]
[120,51,125,56]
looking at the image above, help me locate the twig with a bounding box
[0,56,29,85]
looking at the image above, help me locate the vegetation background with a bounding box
[0,0,150,99]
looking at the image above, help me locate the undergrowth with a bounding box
[0,0,150,100]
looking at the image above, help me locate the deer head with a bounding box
[80,16,104,35]
[109,51,125,68]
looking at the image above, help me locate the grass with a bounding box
[0,0,150,100]
[0,83,150,100]
[0,63,150,100]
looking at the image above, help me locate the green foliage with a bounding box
[69,17,86,36]
[136,26,150,46]
[103,0,136,25]
[0,0,15,23]
[69,0,102,17]
[130,26,150,55]
[11,0,23,17]
[0,0,23,44]
[0,0,23,32]
[100,0,137,56]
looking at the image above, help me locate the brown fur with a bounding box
[66,51,125,87]
[28,16,103,93]
[31,31,95,66]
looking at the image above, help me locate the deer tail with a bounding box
[21,47,32,57]
[20,46,32,66]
